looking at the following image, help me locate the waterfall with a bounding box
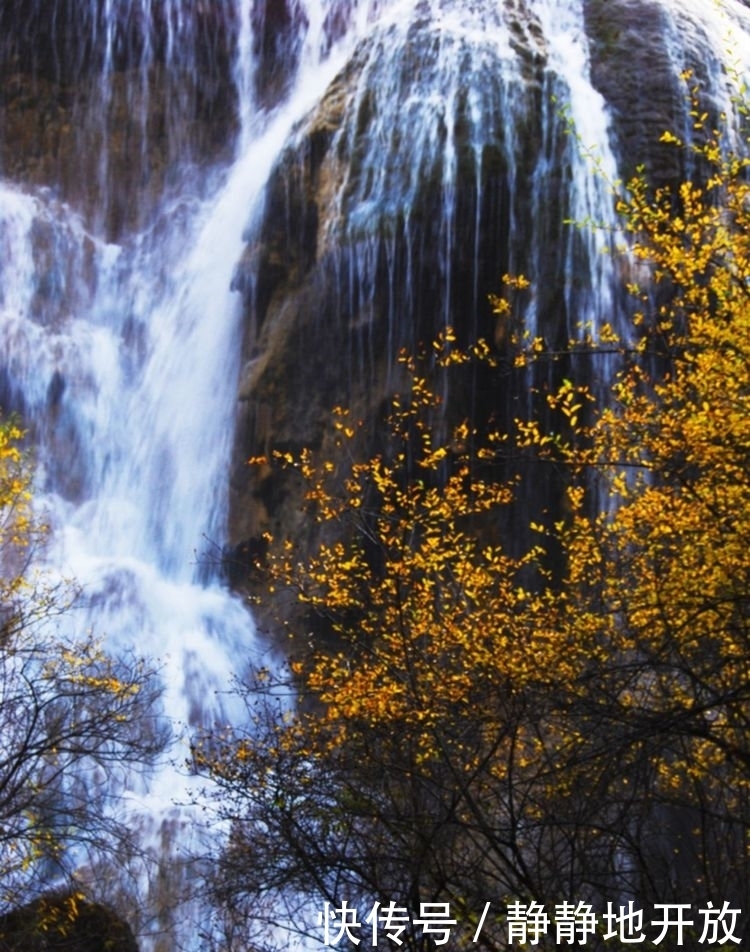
[0,1,386,947]
[2,0,750,948]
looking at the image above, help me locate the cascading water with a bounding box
[0,1,387,947]
[2,0,750,948]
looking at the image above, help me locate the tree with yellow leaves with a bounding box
[197,111,750,950]
[544,120,750,928]
[0,417,167,941]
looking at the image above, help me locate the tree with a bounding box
[0,417,167,939]
[544,120,750,924]
[196,109,750,951]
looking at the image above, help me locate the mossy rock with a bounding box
[0,891,139,952]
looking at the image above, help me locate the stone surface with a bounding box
[0,892,139,952]
[227,2,582,573]
[227,0,748,584]
[583,0,729,186]
[0,0,239,239]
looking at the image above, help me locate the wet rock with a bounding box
[0,1,240,239]
[251,0,310,109]
[228,0,748,581]
[228,3,568,563]
[0,892,139,952]
[584,0,731,186]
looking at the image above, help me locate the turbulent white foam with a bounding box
[0,3,384,947]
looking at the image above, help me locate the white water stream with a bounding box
[0,2,385,946]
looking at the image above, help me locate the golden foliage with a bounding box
[0,418,165,910]
[202,101,750,948]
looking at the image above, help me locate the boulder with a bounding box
[0,892,139,952]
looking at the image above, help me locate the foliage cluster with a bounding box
[0,419,167,945]
[196,108,750,949]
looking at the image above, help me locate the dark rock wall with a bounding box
[224,4,604,560]
[0,0,240,239]
[227,0,750,576]
[584,0,737,186]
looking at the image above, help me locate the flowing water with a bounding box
[1,0,750,948]
[0,2,385,945]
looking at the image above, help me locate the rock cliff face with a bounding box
[0,0,238,239]
[583,0,741,185]
[227,0,750,568]
[0,0,381,240]
[4,0,748,573]
[0,0,238,240]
